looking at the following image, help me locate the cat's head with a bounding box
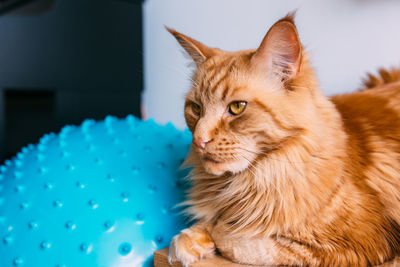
[168,14,319,176]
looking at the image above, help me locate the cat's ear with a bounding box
[166,27,217,65]
[251,13,302,81]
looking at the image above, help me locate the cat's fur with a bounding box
[167,14,400,266]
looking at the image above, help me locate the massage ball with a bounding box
[0,115,192,267]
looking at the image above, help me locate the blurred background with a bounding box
[0,0,143,162]
[1,0,400,163]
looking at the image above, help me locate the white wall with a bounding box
[143,0,400,128]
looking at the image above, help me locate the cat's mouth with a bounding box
[200,154,248,176]
[201,155,223,164]
[200,155,229,176]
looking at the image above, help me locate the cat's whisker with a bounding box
[228,134,310,186]
[241,154,283,199]
[231,151,278,194]
[236,146,312,165]
[227,129,312,165]
[233,154,258,178]
[233,146,306,192]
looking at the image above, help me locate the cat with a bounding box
[166,13,400,266]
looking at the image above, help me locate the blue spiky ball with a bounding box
[0,115,192,267]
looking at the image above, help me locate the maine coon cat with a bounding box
[167,13,400,266]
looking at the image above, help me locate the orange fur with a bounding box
[168,13,400,266]
[363,68,400,89]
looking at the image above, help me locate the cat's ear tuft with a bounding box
[251,13,302,81]
[166,26,216,65]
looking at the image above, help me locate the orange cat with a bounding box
[167,13,400,266]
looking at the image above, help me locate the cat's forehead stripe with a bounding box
[199,57,239,101]
[200,65,218,89]
[221,84,230,101]
[222,86,245,101]
[209,68,230,94]
[202,62,230,91]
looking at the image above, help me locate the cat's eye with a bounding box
[228,101,247,115]
[191,102,201,116]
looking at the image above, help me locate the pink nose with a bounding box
[193,137,212,149]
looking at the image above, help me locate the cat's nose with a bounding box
[193,137,212,149]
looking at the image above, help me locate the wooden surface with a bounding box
[154,248,400,267]
[154,248,255,267]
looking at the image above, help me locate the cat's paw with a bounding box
[168,226,215,267]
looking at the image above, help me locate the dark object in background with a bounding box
[0,0,54,15]
[5,89,55,157]
[0,0,144,162]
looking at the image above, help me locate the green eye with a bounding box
[229,101,247,115]
[192,102,201,116]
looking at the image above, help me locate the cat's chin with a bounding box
[202,158,249,176]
